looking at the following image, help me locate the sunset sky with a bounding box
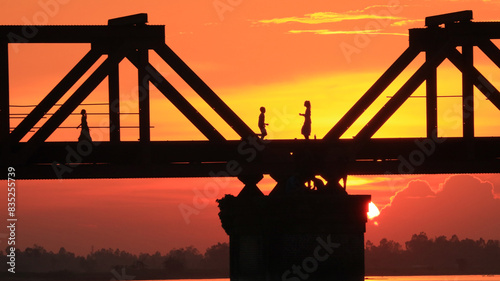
[1,0,500,256]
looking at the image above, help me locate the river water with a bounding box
[140,276,499,281]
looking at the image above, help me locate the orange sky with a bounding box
[1,0,500,255]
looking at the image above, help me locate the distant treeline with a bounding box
[366,232,500,275]
[2,233,500,279]
[0,242,229,280]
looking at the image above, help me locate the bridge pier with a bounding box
[218,178,370,281]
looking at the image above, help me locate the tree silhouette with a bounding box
[1,235,499,278]
[366,232,500,275]
[204,242,229,272]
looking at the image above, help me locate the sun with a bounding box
[367,202,380,219]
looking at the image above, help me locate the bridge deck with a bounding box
[3,137,500,179]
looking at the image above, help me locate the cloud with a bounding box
[391,19,423,27]
[389,179,435,200]
[437,176,496,203]
[257,11,404,25]
[256,7,412,37]
[360,4,408,11]
[287,29,407,36]
[367,175,500,244]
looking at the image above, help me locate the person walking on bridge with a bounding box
[300,100,311,139]
[77,109,92,142]
[258,106,269,140]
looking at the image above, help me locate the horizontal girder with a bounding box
[0,25,165,45]
[410,22,500,50]
[2,138,499,179]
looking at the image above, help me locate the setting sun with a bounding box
[368,202,381,220]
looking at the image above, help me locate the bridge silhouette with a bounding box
[1,12,500,183]
[1,10,500,281]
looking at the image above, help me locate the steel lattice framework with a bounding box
[0,11,499,190]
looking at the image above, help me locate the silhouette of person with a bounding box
[258,106,269,140]
[77,109,92,142]
[299,100,311,139]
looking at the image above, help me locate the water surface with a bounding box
[141,276,500,281]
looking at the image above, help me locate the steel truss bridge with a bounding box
[1,11,499,191]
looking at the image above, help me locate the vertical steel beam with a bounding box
[324,47,420,140]
[0,41,9,143]
[137,48,150,143]
[108,62,120,142]
[462,44,474,139]
[426,48,438,139]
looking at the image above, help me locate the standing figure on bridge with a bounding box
[258,106,269,140]
[300,100,311,139]
[77,109,92,142]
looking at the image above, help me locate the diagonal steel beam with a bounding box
[354,44,450,141]
[324,46,421,140]
[478,39,500,69]
[126,54,225,141]
[447,48,500,111]
[153,44,256,139]
[10,48,102,143]
[17,49,128,163]
[475,75,500,111]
